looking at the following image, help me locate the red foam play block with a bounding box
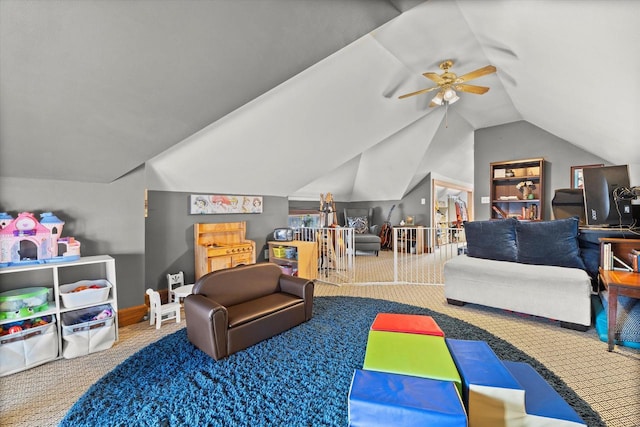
[371,313,444,337]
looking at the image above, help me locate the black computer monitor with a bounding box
[582,165,633,226]
[552,188,585,224]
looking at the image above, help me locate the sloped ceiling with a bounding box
[2,0,639,202]
[0,0,409,181]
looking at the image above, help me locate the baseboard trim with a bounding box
[118,305,148,327]
[560,321,589,332]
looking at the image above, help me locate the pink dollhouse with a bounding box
[0,212,81,266]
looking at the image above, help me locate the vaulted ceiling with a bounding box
[2,1,639,201]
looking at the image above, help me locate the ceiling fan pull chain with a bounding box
[445,102,449,128]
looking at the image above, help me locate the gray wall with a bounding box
[474,121,609,221]
[1,120,613,310]
[144,191,289,291]
[0,168,146,307]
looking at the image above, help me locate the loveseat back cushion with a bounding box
[193,263,282,307]
[516,217,586,270]
[463,217,518,262]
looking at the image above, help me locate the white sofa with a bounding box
[443,217,592,331]
[444,255,592,330]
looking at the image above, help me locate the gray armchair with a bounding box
[344,208,381,255]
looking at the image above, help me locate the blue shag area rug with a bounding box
[60,296,604,426]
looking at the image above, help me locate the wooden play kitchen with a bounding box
[194,222,256,280]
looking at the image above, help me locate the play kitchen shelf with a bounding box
[490,158,545,220]
[268,240,318,280]
[0,255,118,376]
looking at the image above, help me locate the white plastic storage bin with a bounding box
[0,316,58,377]
[61,304,115,359]
[59,279,112,308]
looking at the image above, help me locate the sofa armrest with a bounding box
[184,294,229,360]
[370,224,380,235]
[279,275,314,320]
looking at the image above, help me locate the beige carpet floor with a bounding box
[1,259,639,426]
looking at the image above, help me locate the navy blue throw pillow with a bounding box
[516,217,585,270]
[464,218,518,262]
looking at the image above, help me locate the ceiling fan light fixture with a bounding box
[443,88,455,100]
[443,88,459,104]
[431,91,444,105]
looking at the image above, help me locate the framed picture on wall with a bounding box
[190,194,263,214]
[571,164,603,189]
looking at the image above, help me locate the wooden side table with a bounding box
[598,268,640,351]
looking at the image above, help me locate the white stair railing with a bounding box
[393,226,466,284]
[296,227,355,285]
[292,226,465,285]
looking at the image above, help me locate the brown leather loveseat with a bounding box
[184,263,314,360]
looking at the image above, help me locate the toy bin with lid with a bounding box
[59,279,112,308]
[0,287,49,320]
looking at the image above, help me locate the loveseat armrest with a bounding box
[278,275,314,320]
[184,294,229,360]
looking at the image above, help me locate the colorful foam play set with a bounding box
[348,313,586,427]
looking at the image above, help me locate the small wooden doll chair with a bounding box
[166,271,194,304]
[146,288,181,329]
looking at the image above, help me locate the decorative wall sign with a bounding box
[190,195,263,214]
[571,164,603,189]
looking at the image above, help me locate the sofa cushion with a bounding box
[516,217,585,270]
[463,218,518,262]
[347,216,369,234]
[226,292,303,328]
[355,233,381,243]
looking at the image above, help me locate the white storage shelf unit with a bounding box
[0,255,118,376]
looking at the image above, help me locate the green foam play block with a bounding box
[363,330,461,394]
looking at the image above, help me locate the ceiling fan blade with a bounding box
[454,84,490,95]
[455,65,496,83]
[398,86,439,99]
[422,72,445,85]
